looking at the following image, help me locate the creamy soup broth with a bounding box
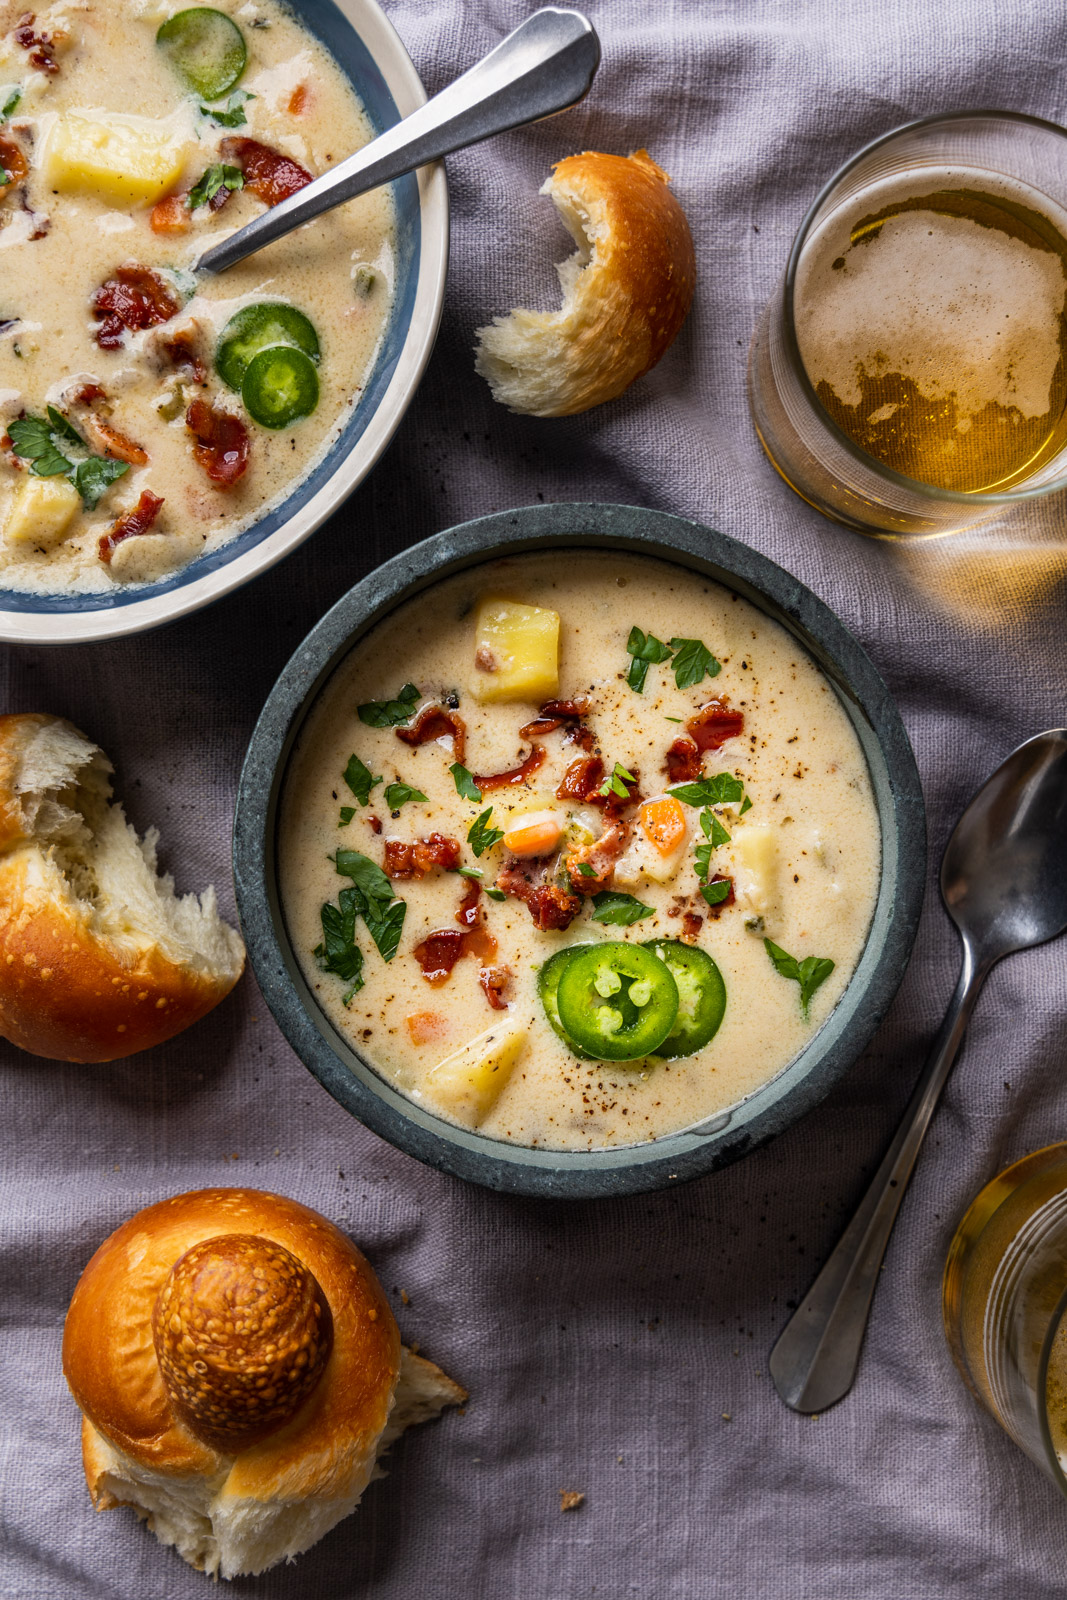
[281,552,882,1151]
[0,0,394,590]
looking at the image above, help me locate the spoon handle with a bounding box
[196,7,600,276]
[768,942,988,1414]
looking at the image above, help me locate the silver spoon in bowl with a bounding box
[769,728,1067,1414]
[195,6,600,276]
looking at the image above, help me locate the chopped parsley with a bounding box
[357,681,420,728]
[384,780,427,810]
[668,636,722,689]
[334,849,406,962]
[669,772,746,808]
[764,939,835,1019]
[314,888,365,1004]
[700,877,732,908]
[694,807,731,882]
[468,806,503,856]
[187,162,244,210]
[575,861,598,878]
[6,411,129,508]
[591,890,655,926]
[0,86,21,121]
[343,753,381,807]
[598,762,637,799]
[626,625,672,692]
[201,90,254,127]
[450,763,482,803]
[71,457,130,511]
[338,806,355,825]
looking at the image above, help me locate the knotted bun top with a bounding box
[63,1189,400,1498]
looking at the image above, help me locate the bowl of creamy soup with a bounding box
[0,0,447,643]
[234,503,926,1198]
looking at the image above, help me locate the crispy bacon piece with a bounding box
[479,965,511,1010]
[367,815,382,834]
[703,875,735,918]
[92,266,180,350]
[98,490,164,564]
[567,818,628,893]
[384,833,461,880]
[72,381,106,406]
[556,756,604,802]
[590,766,644,815]
[665,737,702,784]
[0,135,28,198]
[395,705,465,764]
[185,398,250,487]
[160,327,207,385]
[495,858,581,932]
[219,136,312,207]
[681,908,703,942]
[519,698,590,739]
[14,13,58,73]
[84,415,148,466]
[473,745,546,792]
[413,922,496,985]
[687,700,745,752]
[456,878,481,928]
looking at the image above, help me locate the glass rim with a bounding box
[782,107,1067,507]
[1038,1277,1067,1497]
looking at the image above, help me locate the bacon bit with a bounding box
[473,745,546,792]
[367,815,382,834]
[98,490,164,564]
[384,833,462,881]
[219,135,312,207]
[185,398,250,487]
[687,700,745,752]
[665,737,702,784]
[703,875,735,918]
[395,704,466,764]
[567,818,628,893]
[83,415,148,466]
[160,327,207,385]
[495,858,581,932]
[556,756,603,803]
[91,266,180,350]
[519,698,590,739]
[288,83,310,115]
[14,13,58,73]
[413,922,496,985]
[456,878,481,928]
[681,909,703,942]
[479,965,511,1010]
[0,136,28,199]
[406,1010,447,1045]
[72,381,106,406]
[590,767,644,815]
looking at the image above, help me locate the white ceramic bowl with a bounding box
[0,0,448,644]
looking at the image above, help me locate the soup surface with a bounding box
[280,552,882,1151]
[0,0,394,592]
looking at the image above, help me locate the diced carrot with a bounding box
[151,193,189,234]
[502,812,564,858]
[406,1011,447,1045]
[639,795,686,856]
[288,83,310,115]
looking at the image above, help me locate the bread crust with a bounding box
[63,1189,401,1503]
[474,148,696,416]
[0,712,242,1062]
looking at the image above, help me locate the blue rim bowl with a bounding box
[233,503,926,1198]
[0,0,448,644]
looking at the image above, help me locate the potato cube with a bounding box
[5,474,81,549]
[470,596,559,703]
[730,823,779,922]
[44,113,187,205]
[424,1019,526,1126]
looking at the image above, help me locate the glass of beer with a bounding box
[749,112,1067,536]
[943,1143,1067,1495]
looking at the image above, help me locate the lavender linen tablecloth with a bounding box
[4,1,1067,1595]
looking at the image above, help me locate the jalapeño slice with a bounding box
[538,944,596,1057]
[156,8,247,100]
[643,939,726,1058]
[216,302,321,392]
[241,345,319,428]
[556,941,678,1062]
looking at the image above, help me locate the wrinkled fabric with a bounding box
[4,1,1067,1596]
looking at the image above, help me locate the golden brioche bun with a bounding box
[64,1188,465,1578]
[474,148,696,416]
[0,712,244,1061]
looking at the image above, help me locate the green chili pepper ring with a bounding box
[215,302,321,392]
[537,944,596,1058]
[644,939,727,1058]
[555,941,679,1061]
[156,8,247,100]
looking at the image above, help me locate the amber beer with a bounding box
[794,171,1067,493]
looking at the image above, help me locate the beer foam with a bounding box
[797,206,1067,421]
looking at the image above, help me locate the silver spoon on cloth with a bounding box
[195,6,600,276]
[770,728,1067,1415]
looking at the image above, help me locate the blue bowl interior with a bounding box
[3,0,420,615]
[234,505,927,1199]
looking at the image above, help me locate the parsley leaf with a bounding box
[343,753,381,807]
[450,763,482,803]
[669,773,746,808]
[7,414,72,477]
[485,886,507,902]
[764,938,835,1019]
[668,636,722,689]
[70,456,129,510]
[591,890,654,926]
[626,625,672,692]
[700,877,732,907]
[362,897,406,963]
[740,794,753,815]
[334,848,406,961]
[314,888,365,1004]
[188,162,244,210]
[339,806,355,825]
[201,90,254,127]
[456,866,483,881]
[384,780,427,810]
[468,807,503,856]
[0,86,21,121]
[45,404,84,448]
[357,682,420,729]
[598,762,636,799]
[575,861,598,877]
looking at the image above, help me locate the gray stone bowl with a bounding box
[233,503,925,1198]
